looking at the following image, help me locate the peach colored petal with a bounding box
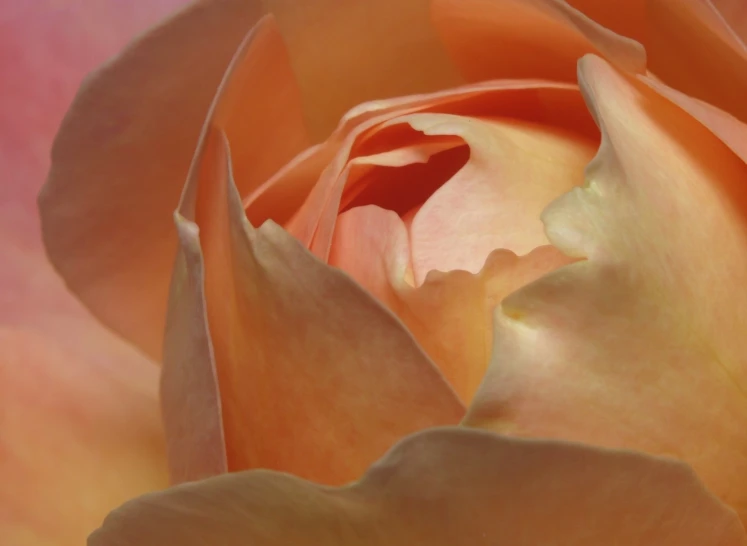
[161,126,464,485]
[39,0,299,360]
[89,427,747,546]
[465,55,747,522]
[262,0,463,139]
[431,0,646,84]
[329,206,415,304]
[638,75,747,162]
[712,0,747,42]
[562,0,647,44]
[644,0,747,123]
[329,204,571,403]
[387,113,596,282]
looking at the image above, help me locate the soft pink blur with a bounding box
[0,2,189,545]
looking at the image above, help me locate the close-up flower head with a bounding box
[2,0,747,544]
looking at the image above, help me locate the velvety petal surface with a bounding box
[465,55,747,522]
[38,0,288,360]
[90,427,747,546]
[161,127,464,485]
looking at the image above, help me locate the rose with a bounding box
[5,0,747,543]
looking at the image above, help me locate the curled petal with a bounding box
[465,55,747,521]
[89,427,747,546]
[162,127,464,485]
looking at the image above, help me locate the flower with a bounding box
[7,0,747,543]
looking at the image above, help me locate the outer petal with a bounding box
[431,0,646,83]
[262,0,462,139]
[711,0,747,42]
[38,0,308,360]
[644,0,747,123]
[161,127,464,485]
[465,55,747,521]
[90,427,747,546]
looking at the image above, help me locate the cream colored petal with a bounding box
[465,55,747,522]
[387,113,596,282]
[90,427,747,546]
[162,126,464,485]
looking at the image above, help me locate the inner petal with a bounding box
[340,142,470,217]
[390,114,598,284]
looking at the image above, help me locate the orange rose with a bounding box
[8,0,747,543]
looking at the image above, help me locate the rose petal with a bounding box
[562,0,647,44]
[89,427,747,546]
[162,126,464,485]
[711,0,747,42]
[329,204,571,403]
[465,55,747,522]
[561,0,747,120]
[432,0,646,83]
[38,0,311,359]
[262,0,463,139]
[388,113,596,281]
[643,0,747,123]
[638,75,747,162]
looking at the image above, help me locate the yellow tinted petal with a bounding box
[465,55,747,521]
